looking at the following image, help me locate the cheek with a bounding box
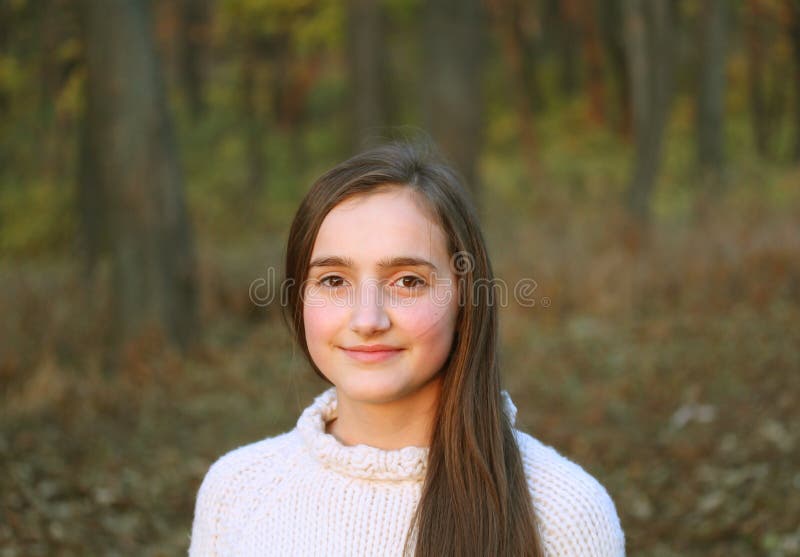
[303,302,344,346]
[398,297,458,346]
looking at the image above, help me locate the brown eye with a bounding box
[320,275,346,288]
[395,276,425,289]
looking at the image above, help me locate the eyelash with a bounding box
[317,275,426,290]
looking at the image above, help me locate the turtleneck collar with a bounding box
[295,387,518,482]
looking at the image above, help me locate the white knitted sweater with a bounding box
[189,388,625,556]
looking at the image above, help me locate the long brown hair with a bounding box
[282,141,544,557]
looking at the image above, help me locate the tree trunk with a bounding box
[77,99,106,278]
[177,0,209,119]
[575,0,606,126]
[83,0,198,357]
[746,0,772,158]
[241,40,265,194]
[487,0,539,178]
[623,0,674,221]
[423,0,485,203]
[555,0,581,99]
[600,0,632,137]
[788,1,800,162]
[696,0,729,183]
[518,6,546,113]
[346,0,389,151]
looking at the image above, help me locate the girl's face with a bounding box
[303,186,459,406]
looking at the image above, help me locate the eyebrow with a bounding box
[308,255,438,272]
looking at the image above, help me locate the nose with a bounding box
[349,280,390,336]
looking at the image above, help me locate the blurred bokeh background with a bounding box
[1,0,799,555]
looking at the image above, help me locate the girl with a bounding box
[189,141,625,556]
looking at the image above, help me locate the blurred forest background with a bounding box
[1,0,799,555]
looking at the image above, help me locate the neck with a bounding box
[326,377,442,450]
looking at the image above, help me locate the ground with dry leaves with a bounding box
[2,189,799,556]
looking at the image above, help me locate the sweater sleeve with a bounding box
[538,469,625,557]
[188,458,228,557]
[516,431,626,557]
[187,432,298,556]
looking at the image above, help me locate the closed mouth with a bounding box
[342,345,403,352]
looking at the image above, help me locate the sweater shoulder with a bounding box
[210,429,299,471]
[514,429,626,557]
[188,430,302,556]
[196,429,302,500]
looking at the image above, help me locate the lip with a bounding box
[340,345,404,363]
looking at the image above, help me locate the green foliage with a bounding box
[0,179,75,257]
[218,0,344,52]
[0,53,25,95]
[1,0,798,261]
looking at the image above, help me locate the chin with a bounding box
[335,377,407,405]
[334,372,440,407]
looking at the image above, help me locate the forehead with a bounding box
[311,187,449,260]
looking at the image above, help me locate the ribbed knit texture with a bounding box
[189,388,625,556]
